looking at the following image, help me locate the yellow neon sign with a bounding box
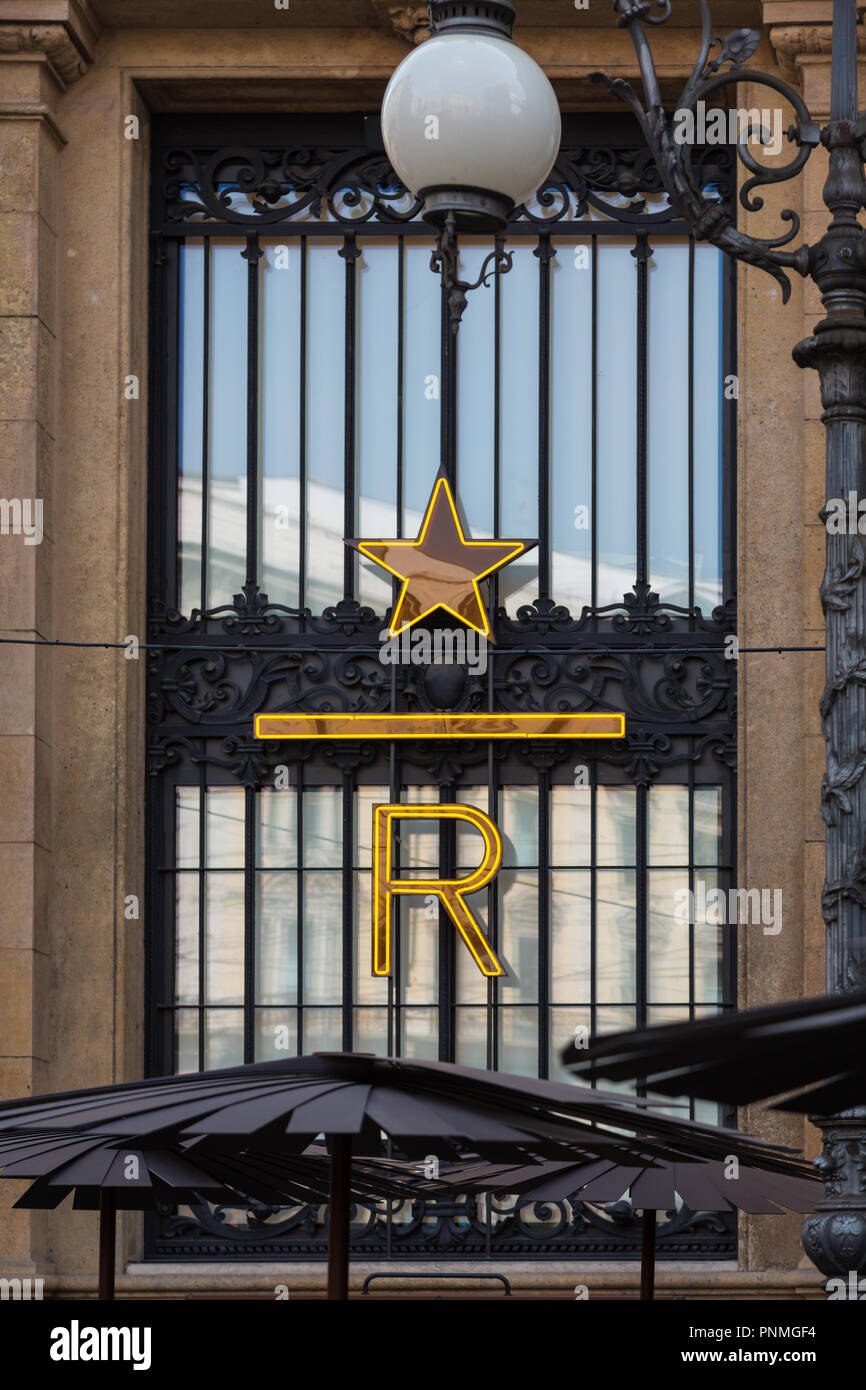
[348,473,534,640]
[255,712,625,741]
[372,803,504,978]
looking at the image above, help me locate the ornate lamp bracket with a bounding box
[430,210,514,334]
[597,0,828,300]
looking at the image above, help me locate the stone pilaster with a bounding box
[0,0,96,1276]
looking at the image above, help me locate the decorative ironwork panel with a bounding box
[146,113,737,1261]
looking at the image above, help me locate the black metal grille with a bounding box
[145,113,737,1261]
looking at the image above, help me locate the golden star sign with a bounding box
[348,472,537,640]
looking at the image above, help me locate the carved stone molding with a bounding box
[0,13,98,88]
[371,2,430,45]
[769,23,866,83]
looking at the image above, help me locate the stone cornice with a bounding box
[769,22,866,83]
[370,2,430,45]
[0,1,100,87]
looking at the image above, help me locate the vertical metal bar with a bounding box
[439,782,456,1061]
[688,762,696,1025]
[441,279,457,484]
[389,744,399,1060]
[297,777,304,1055]
[688,760,696,1122]
[197,767,206,1073]
[831,0,858,122]
[636,785,648,1034]
[721,252,737,607]
[591,233,598,616]
[590,768,598,1049]
[722,773,738,1019]
[152,234,180,614]
[397,235,405,539]
[492,242,502,616]
[244,784,256,1064]
[487,750,498,1072]
[490,244,503,1071]
[342,772,354,1051]
[341,232,360,596]
[200,236,212,614]
[538,770,551,1077]
[326,1135,352,1301]
[633,232,650,589]
[640,1208,656,1301]
[535,234,554,598]
[98,1191,117,1302]
[298,236,308,618]
[688,237,696,615]
[243,231,262,588]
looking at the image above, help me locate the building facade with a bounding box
[0,0,839,1296]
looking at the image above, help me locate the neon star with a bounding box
[348,472,536,639]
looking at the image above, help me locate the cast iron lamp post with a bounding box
[382,0,866,1282]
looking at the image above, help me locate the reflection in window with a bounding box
[175,232,725,620]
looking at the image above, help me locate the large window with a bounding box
[147,114,737,1260]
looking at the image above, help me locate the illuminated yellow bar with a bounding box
[255,712,625,740]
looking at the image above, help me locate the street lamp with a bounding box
[381,0,560,328]
[380,0,866,1283]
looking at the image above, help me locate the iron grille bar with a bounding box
[298,236,308,617]
[688,236,696,616]
[397,235,405,539]
[155,221,699,240]
[342,772,354,1051]
[591,233,598,619]
[538,768,551,1077]
[197,769,206,1072]
[635,230,650,589]
[297,774,305,1054]
[243,783,256,1062]
[341,232,359,596]
[243,232,261,588]
[200,237,212,615]
[536,234,553,599]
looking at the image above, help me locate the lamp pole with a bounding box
[594,0,866,1278]
[792,0,866,1277]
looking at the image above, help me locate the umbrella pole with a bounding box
[327,1135,352,1301]
[639,1208,656,1302]
[98,1190,117,1301]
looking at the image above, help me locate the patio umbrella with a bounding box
[559,990,866,1112]
[0,1053,811,1298]
[416,1153,822,1299]
[0,1129,420,1300]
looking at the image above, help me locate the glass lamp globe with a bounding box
[381,1,561,231]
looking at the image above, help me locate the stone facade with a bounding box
[0,0,843,1295]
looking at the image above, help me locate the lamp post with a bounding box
[380,0,866,1281]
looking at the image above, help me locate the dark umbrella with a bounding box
[0,1129,433,1300]
[0,1053,813,1299]
[560,990,866,1111]
[420,1153,821,1299]
[0,1055,662,1300]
